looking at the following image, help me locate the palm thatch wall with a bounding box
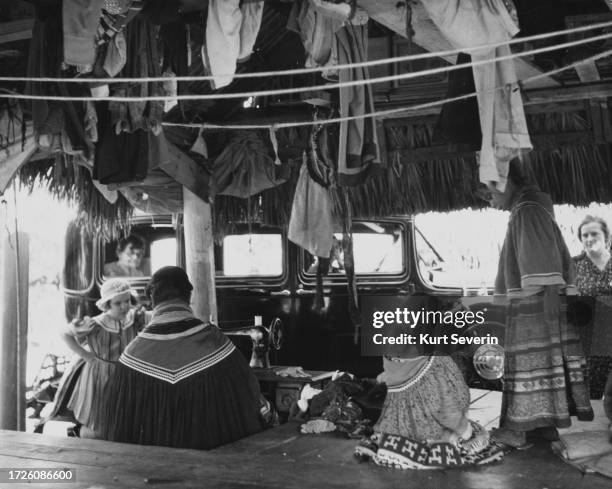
[19,156,133,240]
[18,109,612,240]
[211,109,612,237]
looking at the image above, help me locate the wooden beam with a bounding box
[183,187,217,323]
[161,141,211,203]
[358,0,559,89]
[522,81,612,105]
[377,82,612,119]
[0,19,33,44]
[0,229,29,432]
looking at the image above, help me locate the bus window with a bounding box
[102,224,177,279]
[303,222,404,276]
[149,238,177,272]
[220,234,283,277]
[414,210,506,290]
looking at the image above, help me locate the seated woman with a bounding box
[47,279,148,437]
[104,235,146,277]
[356,354,502,469]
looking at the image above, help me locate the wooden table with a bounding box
[1,421,611,489]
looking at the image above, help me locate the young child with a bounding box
[56,279,148,437]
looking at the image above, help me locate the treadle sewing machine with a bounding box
[223,316,284,368]
[224,317,333,413]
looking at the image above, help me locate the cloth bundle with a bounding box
[295,374,385,438]
[213,132,289,198]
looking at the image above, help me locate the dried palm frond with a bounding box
[19,155,133,240]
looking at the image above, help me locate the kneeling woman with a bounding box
[56,279,148,437]
[357,355,501,469]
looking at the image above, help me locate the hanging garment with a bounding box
[433,53,482,148]
[420,0,531,191]
[96,1,143,47]
[94,103,169,184]
[202,0,265,89]
[288,162,334,259]
[286,0,346,69]
[62,0,105,67]
[108,13,164,134]
[212,131,288,198]
[336,17,381,186]
[27,0,92,156]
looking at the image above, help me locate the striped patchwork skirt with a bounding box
[501,295,594,431]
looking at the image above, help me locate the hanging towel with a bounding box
[288,162,334,258]
[63,0,105,67]
[202,0,264,89]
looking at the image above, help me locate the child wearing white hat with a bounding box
[55,278,149,437]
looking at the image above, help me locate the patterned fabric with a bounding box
[355,422,505,470]
[573,252,612,296]
[374,356,470,442]
[501,295,594,431]
[96,1,142,47]
[144,300,200,328]
[494,186,592,431]
[573,252,612,411]
[118,300,235,384]
[102,0,131,15]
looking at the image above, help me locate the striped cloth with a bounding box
[118,300,234,383]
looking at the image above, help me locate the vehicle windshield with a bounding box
[414,205,612,290]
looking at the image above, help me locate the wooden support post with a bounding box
[182,187,217,323]
[0,226,29,431]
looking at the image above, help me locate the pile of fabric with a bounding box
[293,372,386,438]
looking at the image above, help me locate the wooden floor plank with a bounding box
[468,390,502,429]
[2,426,612,489]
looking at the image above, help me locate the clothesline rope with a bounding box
[161,48,612,131]
[1,19,612,84]
[1,30,611,103]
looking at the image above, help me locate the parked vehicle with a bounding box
[62,213,509,388]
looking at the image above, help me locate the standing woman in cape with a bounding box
[486,159,593,448]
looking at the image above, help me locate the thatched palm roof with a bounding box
[2,0,612,238]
